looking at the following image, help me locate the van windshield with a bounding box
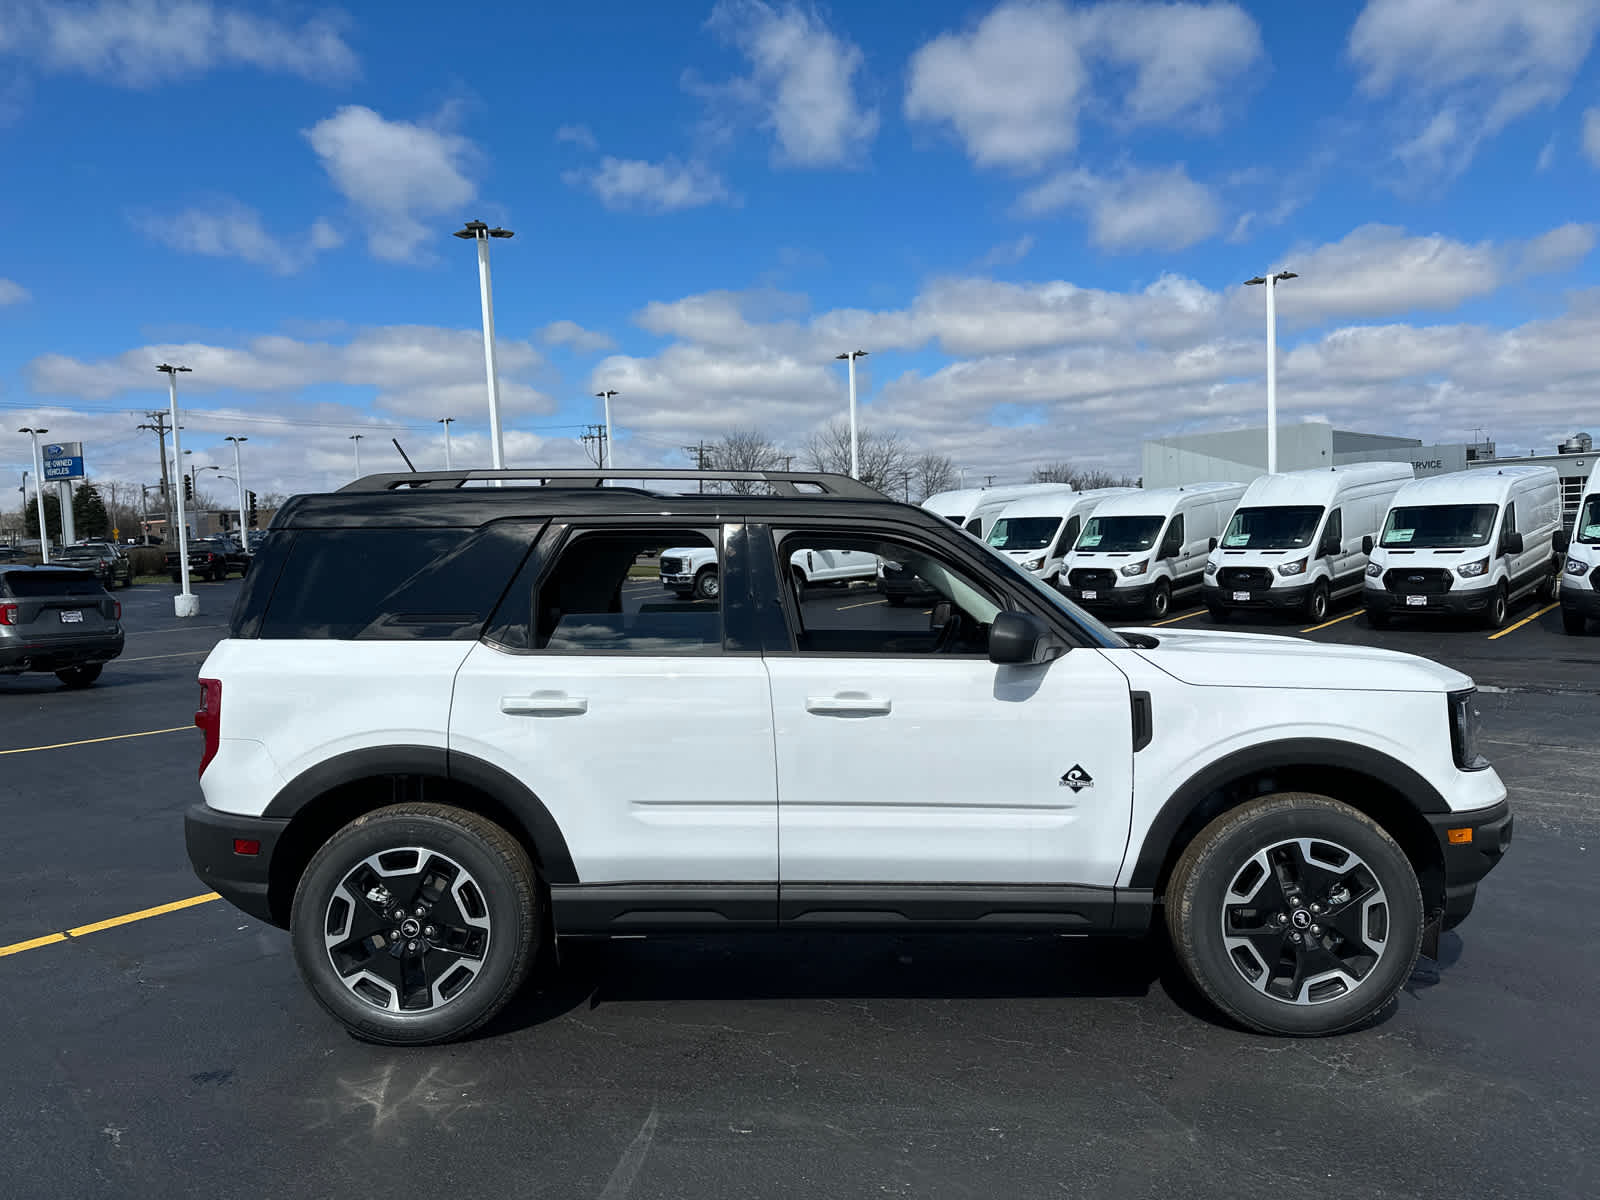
[1381,504,1498,548]
[987,516,1062,552]
[1077,515,1163,552]
[1578,497,1600,545]
[1220,505,1323,550]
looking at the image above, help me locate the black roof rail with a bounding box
[337,468,889,500]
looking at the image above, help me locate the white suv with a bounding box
[186,468,1512,1045]
[660,542,877,600]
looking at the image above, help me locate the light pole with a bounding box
[1244,271,1298,474]
[19,429,48,561]
[157,363,197,615]
[835,350,868,479]
[349,433,364,480]
[453,220,514,473]
[595,391,618,468]
[437,417,455,469]
[225,436,248,537]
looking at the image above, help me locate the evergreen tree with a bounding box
[73,482,111,539]
[24,491,63,542]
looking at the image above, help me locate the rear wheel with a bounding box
[1148,579,1171,620]
[1165,792,1423,1036]
[55,664,103,688]
[291,804,540,1046]
[1304,581,1330,625]
[693,567,719,601]
[1564,608,1588,636]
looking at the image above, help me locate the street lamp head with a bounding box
[835,350,869,360]
[453,220,489,240]
[155,363,192,374]
[1277,270,1298,281]
[19,427,48,434]
[595,390,618,399]
[488,227,514,239]
[225,435,247,444]
[1243,276,1266,286]
[438,416,454,425]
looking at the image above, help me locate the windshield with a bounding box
[987,516,1062,552]
[1220,505,1323,550]
[1077,515,1163,553]
[968,536,1127,649]
[58,544,109,558]
[1381,504,1498,548]
[1578,497,1600,545]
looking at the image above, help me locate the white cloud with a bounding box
[0,278,28,305]
[1536,137,1556,171]
[562,156,731,213]
[1585,108,1600,167]
[1,0,359,87]
[1515,223,1595,276]
[704,0,878,167]
[555,123,598,150]
[305,105,479,263]
[1349,0,1600,179]
[977,234,1036,268]
[540,319,617,354]
[131,199,342,275]
[904,1,1262,171]
[1018,163,1222,251]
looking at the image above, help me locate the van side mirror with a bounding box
[1554,529,1571,553]
[988,611,1063,665]
[1208,537,1218,552]
[1501,531,1524,556]
[1320,533,1341,558]
[1362,535,1374,556]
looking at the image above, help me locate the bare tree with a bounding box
[1031,461,1137,490]
[804,420,914,498]
[912,453,958,502]
[712,430,790,493]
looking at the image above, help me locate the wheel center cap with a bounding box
[400,918,421,938]
[1291,909,1312,929]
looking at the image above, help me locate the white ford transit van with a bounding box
[921,485,1075,536]
[1364,466,1562,629]
[1558,459,1600,635]
[1060,482,1246,619]
[984,487,1138,583]
[1202,463,1414,624]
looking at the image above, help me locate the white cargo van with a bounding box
[922,484,1080,537]
[966,484,1076,539]
[1557,459,1600,635]
[1202,463,1414,624]
[1363,466,1562,629]
[921,488,988,528]
[984,487,1137,583]
[1060,482,1246,619]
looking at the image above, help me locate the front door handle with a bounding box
[806,694,892,717]
[501,692,588,717]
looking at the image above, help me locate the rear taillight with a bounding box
[0,603,16,626]
[112,601,122,621]
[196,678,222,778]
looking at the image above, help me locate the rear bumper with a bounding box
[1364,585,1493,616]
[184,802,289,927]
[1428,798,1513,931]
[0,630,124,673]
[1203,581,1311,610]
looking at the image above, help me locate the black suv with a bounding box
[0,565,124,687]
[56,541,134,589]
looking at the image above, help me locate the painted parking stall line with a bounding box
[1150,609,1204,627]
[1302,609,1365,633]
[0,893,219,960]
[0,726,193,756]
[1488,602,1560,641]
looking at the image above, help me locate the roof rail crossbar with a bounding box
[338,468,888,499]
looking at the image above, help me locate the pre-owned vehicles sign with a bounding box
[42,443,85,481]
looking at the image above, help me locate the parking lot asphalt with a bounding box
[3,577,1597,1199]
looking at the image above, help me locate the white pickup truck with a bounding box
[659,543,878,600]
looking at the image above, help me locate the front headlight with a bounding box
[1204,560,1218,576]
[1567,557,1588,576]
[1120,560,1149,577]
[1449,690,1489,771]
[1457,557,1489,577]
[1024,556,1045,571]
[1277,558,1307,576]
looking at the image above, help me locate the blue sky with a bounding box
[1,0,1598,500]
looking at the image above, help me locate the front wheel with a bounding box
[1165,793,1423,1036]
[55,664,103,688]
[885,594,906,607]
[1482,583,1509,630]
[1148,579,1171,620]
[1367,609,1390,629]
[693,567,719,601]
[1304,581,1330,625]
[1206,602,1230,623]
[1564,608,1588,636]
[291,804,541,1046]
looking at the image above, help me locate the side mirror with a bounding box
[988,610,1063,665]
[929,599,953,632]
[1320,535,1341,558]
[1208,536,1218,552]
[1554,529,1571,553]
[1501,531,1524,556]
[1362,535,1374,556]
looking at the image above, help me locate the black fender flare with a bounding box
[1126,737,1449,890]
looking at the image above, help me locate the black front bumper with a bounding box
[1427,798,1513,932]
[1559,584,1600,619]
[185,802,290,927]
[1061,582,1152,608]
[1202,581,1311,610]
[0,630,124,674]
[1364,585,1494,617]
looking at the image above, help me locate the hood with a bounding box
[1122,627,1473,694]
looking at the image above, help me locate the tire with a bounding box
[1538,573,1559,604]
[290,803,541,1046]
[1164,792,1423,1036]
[1304,581,1330,624]
[1564,608,1588,636]
[1482,583,1509,630]
[885,594,906,607]
[693,567,720,601]
[1148,579,1171,620]
[1367,609,1390,630]
[55,664,103,688]
[790,566,808,596]
[1206,602,1230,623]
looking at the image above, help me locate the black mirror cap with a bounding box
[1554,529,1571,553]
[1502,531,1525,556]
[1362,534,1375,556]
[1208,536,1218,552]
[989,610,1061,665]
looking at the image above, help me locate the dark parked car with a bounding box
[56,541,134,588]
[165,536,250,582]
[0,565,124,687]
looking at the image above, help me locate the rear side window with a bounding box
[257,525,535,640]
[1,570,103,598]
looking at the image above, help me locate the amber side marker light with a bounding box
[1447,828,1473,845]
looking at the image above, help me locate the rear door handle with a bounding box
[500,692,588,717]
[806,694,892,717]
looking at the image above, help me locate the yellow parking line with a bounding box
[0,726,192,756]
[1151,609,1204,626]
[838,598,887,611]
[1302,608,1365,633]
[119,650,210,663]
[1487,602,1559,641]
[0,893,219,959]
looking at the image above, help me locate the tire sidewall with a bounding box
[291,810,536,1044]
[1150,579,1170,618]
[1307,582,1329,623]
[694,568,719,600]
[1488,584,1508,628]
[1176,800,1422,1036]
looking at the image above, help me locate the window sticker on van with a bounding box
[1584,523,1600,540]
[1079,534,1102,547]
[1388,528,1415,543]
[1223,533,1251,547]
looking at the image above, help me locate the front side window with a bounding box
[1160,515,1185,556]
[1221,505,1324,550]
[1053,515,1081,556]
[1077,514,1164,552]
[1502,502,1517,535]
[1323,508,1342,549]
[987,516,1061,552]
[1578,497,1600,545]
[1381,504,1498,548]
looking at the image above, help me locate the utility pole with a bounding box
[581,425,609,468]
[157,363,196,616]
[138,410,175,539]
[683,441,710,492]
[595,391,619,468]
[225,436,248,542]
